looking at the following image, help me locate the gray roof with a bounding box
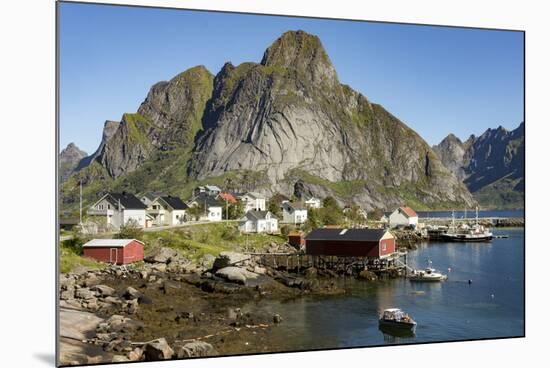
[305,228,390,242]
[159,195,188,210]
[103,192,147,209]
[243,210,277,221]
[285,201,307,211]
[244,192,264,199]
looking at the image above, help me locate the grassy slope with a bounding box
[473,175,524,209]
[59,223,286,273]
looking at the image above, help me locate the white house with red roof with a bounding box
[389,206,419,228]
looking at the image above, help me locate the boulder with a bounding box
[91,285,115,297]
[273,313,283,324]
[215,267,258,285]
[82,275,101,287]
[145,247,178,264]
[128,347,143,361]
[200,254,216,268]
[151,263,167,273]
[144,338,174,360]
[175,341,218,358]
[75,288,94,300]
[358,269,378,281]
[212,252,249,270]
[124,287,141,300]
[111,355,130,362]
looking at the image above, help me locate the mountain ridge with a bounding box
[61,30,476,212]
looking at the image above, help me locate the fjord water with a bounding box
[249,227,524,351]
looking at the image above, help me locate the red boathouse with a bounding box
[305,228,396,259]
[82,239,144,265]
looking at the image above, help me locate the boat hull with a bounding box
[409,276,447,282]
[378,319,417,332]
[440,234,493,242]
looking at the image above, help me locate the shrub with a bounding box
[221,226,239,241]
[116,219,144,240]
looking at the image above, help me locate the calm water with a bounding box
[417,209,524,219]
[246,228,524,351]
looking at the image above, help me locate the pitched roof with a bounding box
[192,193,223,207]
[159,195,188,210]
[243,210,277,221]
[205,185,221,192]
[285,201,307,211]
[218,192,237,203]
[400,206,418,218]
[244,192,265,199]
[305,228,391,242]
[83,239,144,248]
[104,192,147,209]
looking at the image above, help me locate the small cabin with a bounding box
[304,228,396,259]
[82,239,144,265]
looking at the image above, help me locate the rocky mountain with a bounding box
[59,143,87,182]
[75,120,120,171]
[434,122,524,208]
[65,30,476,211]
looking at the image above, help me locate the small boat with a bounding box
[441,208,493,242]
[409,267,448,282]
[379,308,417,332]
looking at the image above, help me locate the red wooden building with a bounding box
[82,239,144,265]
[288,231,305,249]
[305,228,396,259]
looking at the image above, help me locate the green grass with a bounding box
[142,223,286,262]
[60,242,104,274]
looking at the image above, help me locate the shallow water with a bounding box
[247,227,524,351]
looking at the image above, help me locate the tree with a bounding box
[323,196,340,210]
[267,195,283,217]
[227,201,244,220]
[116,219,144,241]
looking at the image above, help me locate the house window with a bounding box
[382,242,387,251]
[107,204,111,210]
[176,215,179,219]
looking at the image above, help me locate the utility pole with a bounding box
[79,180,83,225]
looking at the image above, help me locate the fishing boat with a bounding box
[409,267,448,282]
[441,208,493,242]
[378,308,417,332]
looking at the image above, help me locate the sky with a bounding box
[59,2,524,154]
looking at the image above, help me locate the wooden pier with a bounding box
[246,251,406,276]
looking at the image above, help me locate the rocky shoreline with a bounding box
[59,246,355,365]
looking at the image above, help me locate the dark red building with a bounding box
[305,228,396,258]
[82,239,144,265]
[288,231,305,248]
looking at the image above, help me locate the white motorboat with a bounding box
[409,267,448,282]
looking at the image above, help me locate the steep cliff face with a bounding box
[59,143,87,182]
[432,133,469,180]
[434,122,524,208]
[76,120,120,171]
[97,66,214,178]
[189,30,475,209]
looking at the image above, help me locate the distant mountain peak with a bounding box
[261,29,337,85]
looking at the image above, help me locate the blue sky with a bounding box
[59,2,524,154]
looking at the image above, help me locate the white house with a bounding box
[282,202,308,224]
[188,194,223,222]
[240,192,266,212]
[239,210,278,234]
[88,192,147,230]
[389,206,419,228]
[304,197,322,209]
[146,195,188,226]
